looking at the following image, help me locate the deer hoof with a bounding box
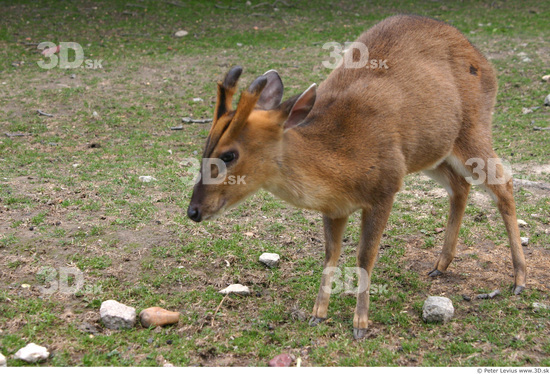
[308,317,326,327]
[428,269,443,277]
[353,328,368,340]
[513,285,525,295]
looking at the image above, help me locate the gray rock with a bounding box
[0,352,6,367]
[174,30,188,37]
[532,302,549,312]
[219,284,250,296]
[422,296,454,323]
[14,343,49,363]
[100,300,136,330]
[259,253,280,268]
[545,94,550,106]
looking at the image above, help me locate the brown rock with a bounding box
[139,307,180,328]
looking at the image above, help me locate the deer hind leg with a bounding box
[310,215,348,326]
[447,147,527,294]
[423,162,471,277]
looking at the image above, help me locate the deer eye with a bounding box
[220,151,237,164]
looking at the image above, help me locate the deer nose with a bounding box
[187,204,202,222]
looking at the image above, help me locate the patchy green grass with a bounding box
[0,0,549,367]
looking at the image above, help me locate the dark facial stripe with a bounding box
[203,112,235,159]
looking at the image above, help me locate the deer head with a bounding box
[187,66,316,222]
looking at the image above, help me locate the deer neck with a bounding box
[263,125,339,213]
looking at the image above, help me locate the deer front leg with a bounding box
[354,197,394,340]
[310,215,348,326]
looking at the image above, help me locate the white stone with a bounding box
[100,300,136,330]
[521,107,533,114]
[542,75,550,82]
[0,352,6,367]
[259,253,280,268]
[14,343,49,363]
[139,176,157,183]
[422,296,454,323]
[532,302,549,312]
[174,30,188,37]
[544,94,550,106]
[219,284,250,296]
[521,237,529,246]
[192,97,203,102]
[517,219,528,227]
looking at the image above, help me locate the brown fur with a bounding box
[188,15,527,339]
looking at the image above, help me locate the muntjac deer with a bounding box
[187,15,526,339]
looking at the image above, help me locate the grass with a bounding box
[0,0,549,367]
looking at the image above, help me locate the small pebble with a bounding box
[521,237,529,246]
[268,353,292,367]
[259,253,280,268]
[139,176,157,183]
[14,343,49,363]
[100,300,136,330]
[174,30,188,37]
[422,296,454,323]
[219,284,250,296]
[0,352,6,367]
[517,219,528,227]
[476,289,500,300]
[139,307,180,328]
[532,302,549,312]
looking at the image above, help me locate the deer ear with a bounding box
[283,83,316,129]
[256,70,284,110]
